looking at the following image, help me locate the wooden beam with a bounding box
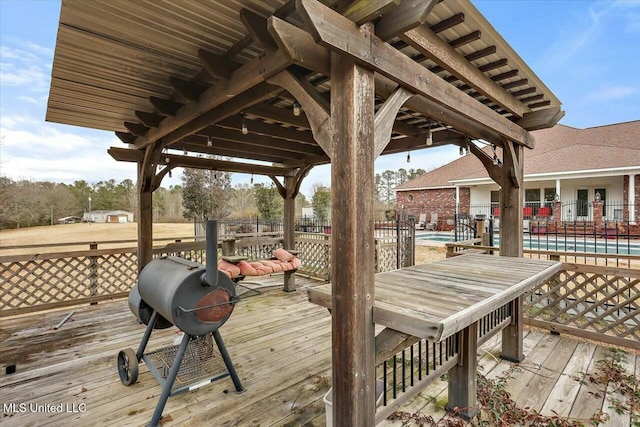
[108,146,294,176]
[124,122,149,137]
[492,70,519,82]
[169,77,207,101]
[215,115,316,145]
[468,142,502,184]
[500,140,524,258]
[339,0,400,25]
[374,86,413,157]
[430,12,464,33]
[529,100,551,109]
[330,41,376,424]
[375,328,420,365]
[375,0,438,41]
[247,104,310,128]
[296,0,533,148]
[207,125,324,156]
[149,96,183,116]
[402,26,527,117]
[198,49,239,81]
[267,70,332,157]
[159,81,284,149]
[478,58,508,73]
[134,111,164,128]
[520,94,544,104]
[178,139,303,164]
[512,87,537,97]
[240,8,278,50]
[115,131,136,144]
[133,48,293,150]
[505,139,522,189]
[502,79,528,90]
[268,16,515,146]
[516,106,564,131]
[449,30,481,49]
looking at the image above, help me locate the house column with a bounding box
[455,185,460,215]
[629,174,636,224]
[555,179,561,201]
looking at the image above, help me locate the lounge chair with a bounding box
[426,212,438,231]
[415,213,427,230]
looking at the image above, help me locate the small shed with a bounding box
[84,210,134,223]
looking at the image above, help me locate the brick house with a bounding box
[395,121,640,230]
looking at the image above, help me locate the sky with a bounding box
[1,0,639,198]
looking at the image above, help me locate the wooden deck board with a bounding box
[1,273,637,427]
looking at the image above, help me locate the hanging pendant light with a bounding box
[241,112,248,135]
[406,150,411,163]
[292,101,301,117]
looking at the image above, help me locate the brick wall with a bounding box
[396,187,470,230]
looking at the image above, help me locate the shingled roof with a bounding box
[395,120,640,190]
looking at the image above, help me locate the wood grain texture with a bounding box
[307,254,561,341]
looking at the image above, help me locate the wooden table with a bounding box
[307,254,562,418]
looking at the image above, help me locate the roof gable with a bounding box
[396,121,640,190]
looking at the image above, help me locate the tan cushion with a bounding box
[274,248,296,262]
[217,260,241,278]
[237,260,258,276]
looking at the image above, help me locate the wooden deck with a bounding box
[1,274,638,426]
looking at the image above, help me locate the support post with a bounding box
[446,322,478,419]
[283,174,296,292]
[500,140,525,361]
[137,161,154,274]
[330,42,376,425]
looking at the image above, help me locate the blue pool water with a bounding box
[416,232,640,255]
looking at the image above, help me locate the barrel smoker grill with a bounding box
[117,221,244,427]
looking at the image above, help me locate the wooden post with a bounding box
[330,43,376,425]
[89,242,98,298]
[221,239,236,256]
[446,322,478,419]
[500,141,525,361]
[137,161,154,274]
[283,175,296,292]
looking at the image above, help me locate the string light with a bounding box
[168,170,172,178]
[292,101,301,117]
[492,145,500,166]
[207,136,212,147]
[183,147,188,156]
[250,173,254,184]
[164,148,170,163]
[406,150,411,163]
[425,122,433,146]
[459,145,464,156]
[241,112,248,135]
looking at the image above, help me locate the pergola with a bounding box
[46,0,563,423]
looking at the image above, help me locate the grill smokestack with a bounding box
[204,220,218,287]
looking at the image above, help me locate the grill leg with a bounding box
[136,310,158,360]
[149,332,190,427]
[212,330,244,392]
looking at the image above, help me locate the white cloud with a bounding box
[0,45,51,91]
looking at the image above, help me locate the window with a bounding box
[544,188,556,203]
[407,194,414,202]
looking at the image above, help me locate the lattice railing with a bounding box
[524,263,640,349]
[376,241,398,273]
[0,249,138,316]
[295,236,331,281]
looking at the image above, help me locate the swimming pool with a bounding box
[416,232,640,255]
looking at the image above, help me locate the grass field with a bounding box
[0,223,448,263]
[0,223,195,256]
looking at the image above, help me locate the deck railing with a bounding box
[0,232,407,316]
[445,242,639,350]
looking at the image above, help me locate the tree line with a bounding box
[0,166,425,229]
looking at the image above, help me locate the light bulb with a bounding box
[241,113,248,135]
[293,101,301,117]
[459,146,464,156]
[426,129,432,146]
[406,152,411,163]
[207,136,212,147]
[183,147,188,155]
